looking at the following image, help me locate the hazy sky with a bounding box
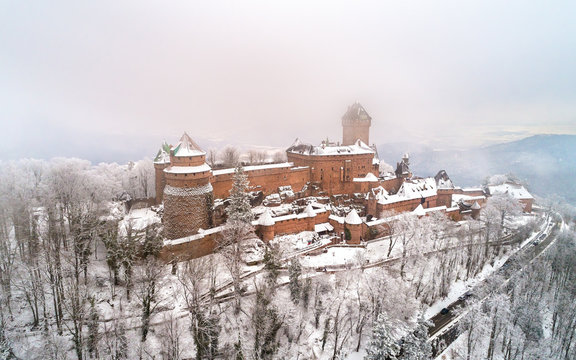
[1,1,575,163]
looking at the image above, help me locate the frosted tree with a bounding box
[288,258,302,304]
[226,165,254,224]
[365,313,399,360]
[135,256,164,342]
[398,317,432,360]
[220,164,255,314]
[221,147,240,168]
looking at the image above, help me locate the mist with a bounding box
[1,1,575,163]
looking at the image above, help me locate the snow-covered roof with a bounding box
[212,162,294,176]
[171,133,205,157]
[471,201,481,210]
[452,194,485,204]
[164,163,212,174]
[344,209,362,225]
[314,222,334,233]
[353,173,379,182]
[258,209,275,226]
[413,204,426,217]
[286,139,374,156]
[377,178,437,205]
[488,183,533,200]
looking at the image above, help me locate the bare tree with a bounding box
[135,256,165,342]
[207,149,218,168]
[221,147,240,168]
[272,151,286,163]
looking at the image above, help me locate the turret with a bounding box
[344,209,363,244]
[258,209,275,242]
[304,203,317,231]
[153,142,171,205]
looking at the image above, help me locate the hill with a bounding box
[379,135,576,204]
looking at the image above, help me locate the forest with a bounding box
[0,157,574,360]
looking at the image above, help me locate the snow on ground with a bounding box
[300,247,364,268]
[424,255,507,319]
[118,207,161,236]
[270,231,317,252]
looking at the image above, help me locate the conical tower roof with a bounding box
[154,141,171,164]
[258,209,275,226]
[345,209,362,225]
[171,132,205,157]
[304,204,316,217]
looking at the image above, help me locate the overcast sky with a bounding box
[1,0,575,163]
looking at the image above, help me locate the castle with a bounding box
[153,103,533,262]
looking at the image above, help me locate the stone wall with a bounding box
[211,166,309,199]
[163,184,213,239]
[377,195,438,216]
[159,232,218,263]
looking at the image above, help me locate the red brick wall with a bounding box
[211,166,309,199]
[436,189,453,208]
[159,232,218,263]
[377,195,438,216]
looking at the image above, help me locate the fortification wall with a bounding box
[211,166,309,199]
[159,232,218,263]
[377,195,438,216]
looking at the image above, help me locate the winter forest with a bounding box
[0,157,576,360]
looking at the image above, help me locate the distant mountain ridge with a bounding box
[378,134,576,205]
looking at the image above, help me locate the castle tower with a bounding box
[342,102,372,146]
[163,133,214,240]
[153,142,171,205]
[258,209,275,242]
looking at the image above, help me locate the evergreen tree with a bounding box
[399,317,432,360]
[365,313,400,360]
[288,258,302,304]
[226,165,254,224]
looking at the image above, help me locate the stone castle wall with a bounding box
[211,166,310,199]
[163,184,213,239]
[377,195,438,216]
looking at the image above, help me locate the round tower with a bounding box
[342,102,372,146]
[304,203,317,231]
[258,209,275,242]
[344,209,363,244]
[471,201,481,219]
[163,133,214,240]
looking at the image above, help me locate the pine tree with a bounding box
[365,313,400,360]
[399,317,432,360]
[226,165,254,224]
[289,258,302,304]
